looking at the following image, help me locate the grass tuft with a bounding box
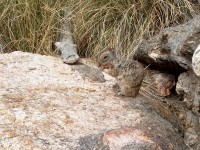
[0,0,199,57]
[0,0,65,55]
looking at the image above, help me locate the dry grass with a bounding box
[0,0,65,55]
[0,0,198,57]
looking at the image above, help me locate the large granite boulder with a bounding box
[0,51,188,150]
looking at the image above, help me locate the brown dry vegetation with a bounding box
[0,0,199,57]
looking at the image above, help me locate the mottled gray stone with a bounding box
[134,15,200,73]
[78,134,109,150]
[0,51,188,150]
[192,44,200,77]
[176,71,200,149]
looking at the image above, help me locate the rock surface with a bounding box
[134,15,200,74]
[141,70,176,98]
[0,51,188,150]
[133,15,200,149]
[176,71,198,110]
[71,63,106,83]
[176,71,200,149]
[192,44,200,76]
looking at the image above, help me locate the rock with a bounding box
[193,82,200,114]
[102,128,159,150]
[133,14,200,150]
[134,15,200,74]
[133,15,200,150]
[176,71,200,149]
[185,111,200,149]
[140,70,187,135]
[192,44,200,77]
[155,73,175,97]
[140,70,176,98]
[188,0,200,3]
[71,63,106,83]
[0,51,188,150]
[176,71,199,111]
